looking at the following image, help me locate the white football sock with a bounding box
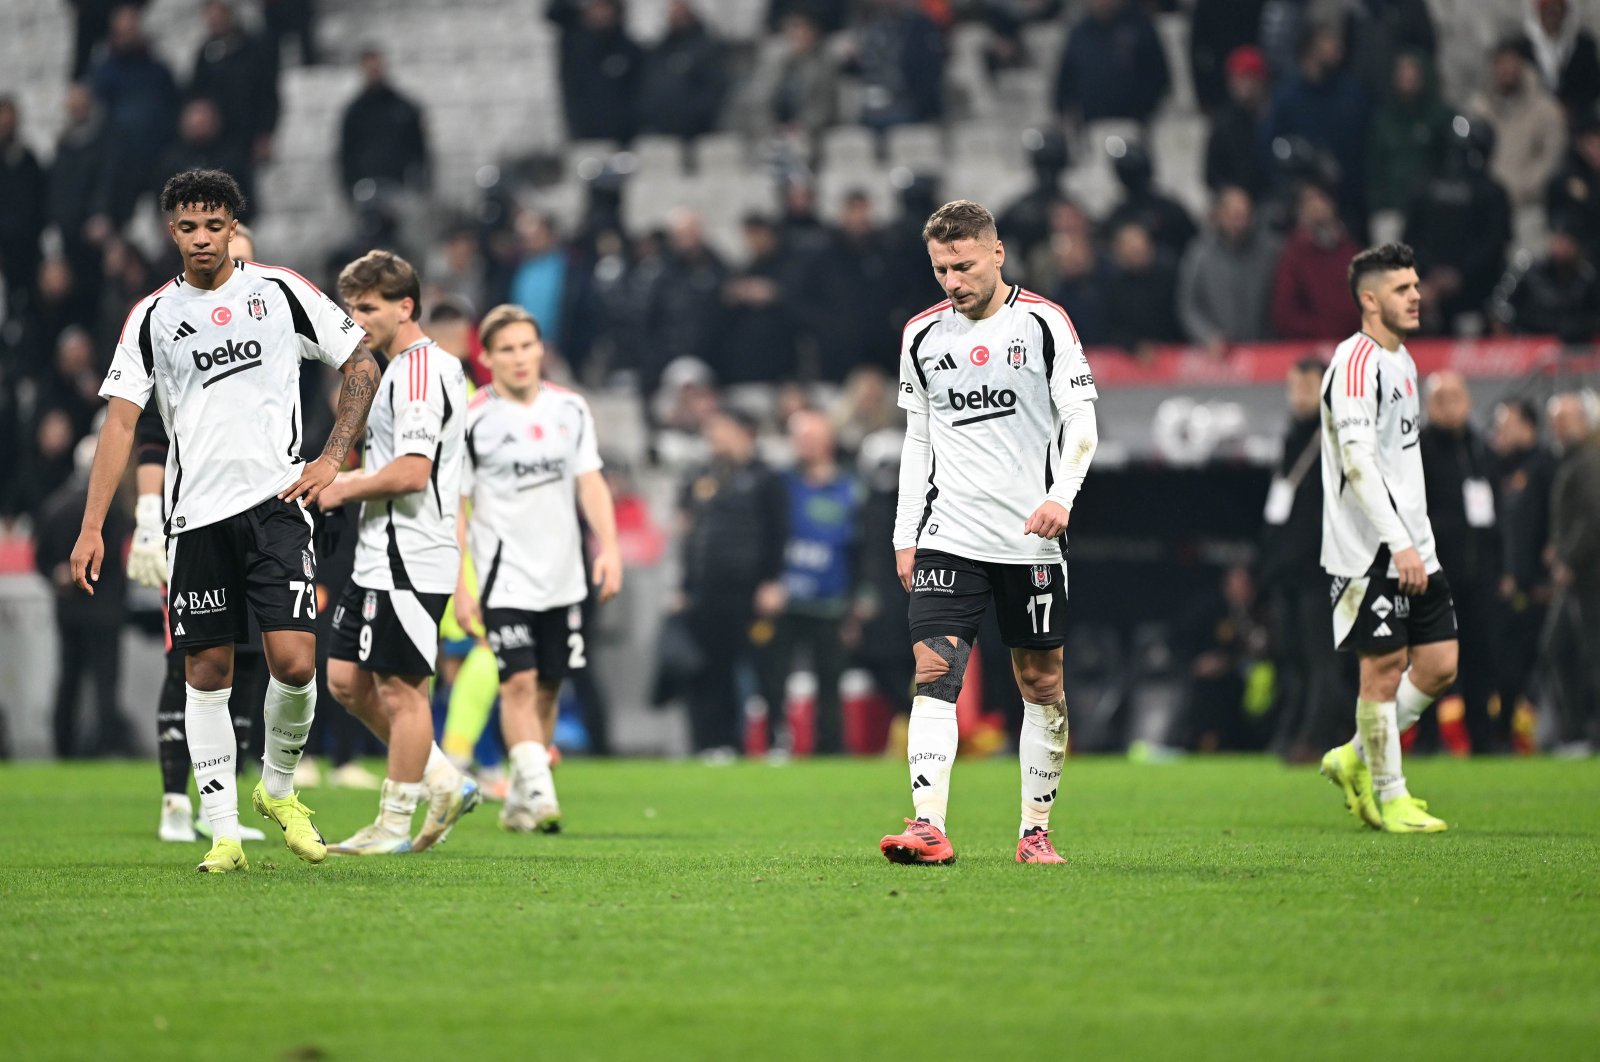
[907,695,958,833]
[508,741,554,807]
[1354,669,1435,763]
[262,675,316,799]
[187,684,240,842]
[379,778,425,834]
[422,742,459,793]
[1019,699,1067,836]
[1356,698,1408,802]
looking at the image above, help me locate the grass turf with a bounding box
[1,755,1596,1061]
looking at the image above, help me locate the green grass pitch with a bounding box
[2,756,1597,1061]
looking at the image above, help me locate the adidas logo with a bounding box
[1034,790,1056,804]
[911,774,931,791]
[929,352,957,373]
[173,622,186,636]
[173,320,197,341]
[199,778,225,795]
[1373,622,1392,637]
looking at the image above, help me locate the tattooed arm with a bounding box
[279,344,381,506]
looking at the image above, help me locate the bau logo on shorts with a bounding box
[488,623,534,651]
[173,587,227,615]
[913,568,955,594]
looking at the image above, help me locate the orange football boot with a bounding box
[880,818,956,865]
[1015,827,1066,863]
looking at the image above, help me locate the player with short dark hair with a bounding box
[72,168,381,872]
[317,250,479,855]
[453,304,624,833]
[1318,242,1458,833]
[880,199,1099,865]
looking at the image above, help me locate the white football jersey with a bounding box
[463,384,603,612]
[99,261,362,533]
[351,339,469,595]
[895,287,1098,565]
[1319,332,1439,577]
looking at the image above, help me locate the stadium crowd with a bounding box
[1,0,1598,765]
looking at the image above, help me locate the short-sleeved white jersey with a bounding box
[351,340,468,595]
[1319,331,1439,577]
[896,286,1098,565]
[462,384,603,612]
[98,261,362,534]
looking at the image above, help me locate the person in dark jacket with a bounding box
[1103,142,1198,262]
[338,48,429,199]
[35,435,134,758]
[188,0,280,171]
[1405,122,1513,334]
[549,0,643,142]
[1544,393,1600,754]
[808,192,898,380]
[1490,397,1556,750]
[1103,220,1182,350]
[717,215,802,383]
[844,0,946,130]
[1419,372,1504,752]
[1492,223,1600,341]
[1204,45,1272,201]
[1053,0,1169,126]
[636,0,726,139]
[676,408,788,757]
[1525,0,1600,121]
[0,97,47,309]
[87,5,179,223]
[1260,357,1353,760]
[47,83,113,306]
[1547,117,1600,266]
[1261,24,1369,223]
[1189,0,1267,114]
[1366,50,1454,215]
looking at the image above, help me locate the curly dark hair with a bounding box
[1347,242,1416,306]
[158,168,246,218]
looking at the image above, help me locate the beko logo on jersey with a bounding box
[946,385,1019,426]
[193,338,264,386]
[514,457,567,478]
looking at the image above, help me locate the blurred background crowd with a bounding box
[0,0,1597,769]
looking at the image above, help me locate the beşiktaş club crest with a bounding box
[302,550,315,579]
[1008,339,1027,369]
[246,293,269,320]
[1030,565,1051,589]
[362,590,378,621]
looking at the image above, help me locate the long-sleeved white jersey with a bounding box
[1319,331,1439,578]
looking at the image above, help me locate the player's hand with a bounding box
[279,455,340,507]
[316,470,356,511]
[1025,500,1071,539]
[70,528,104,595]
[1393,546,1428,595]
[454,585,482,635]
[896,547,916,593]
[126,494,167,588]
[591,547,623,603]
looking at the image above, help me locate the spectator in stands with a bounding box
[828,364,900,457]
[549,0,642,142]
[1545,392,1600,754]
[1204,45,1272,202]
[1022,197,1087,289]
[190,0,280,172]
[676,408,788,759]
[13,257,91,384]
[979,0,1063,80]
[851,428,912,746]
[843,0,946,130]
[1419,371,1503,753]
[810,191,898,380]
[338,47,429,200]
[766,409,862,757]
[39,325,102,441]
[749,10,839,141]
[425,298,481,376]
[637,0,726,140]
[68,0,148,78]
[1262,23,1369,224]
[1105,142,1197,261]
[261,0,318,67]
[1189,0,1267,114]
[1405,122,1512,334]
[88,4,179,224]
[1270,182,1359,341]
[1104,220,1182,351]
[1469,38,1567,210]
[93,237,154,354]
[718,215,801,384]
[427,224,487,317]
[1045,227,1109,347]
[1178,185,1279,353]
[0,98,47,311]
[1053,0,1170,126]
[1341,0,1437,104]
[766,0,849,35]
[1172,565,1270,752]
[1259,356,1350,762]
[509,209,568,354]
[653,209,727,381]
[1491,397,1555,752]
[36,433,134,758]
[47,84,113,310]
[1524,0,1600,121]
[1366,51,1453,216]
[1492,221,1600,340]
[160,99,254,213]
[998,128,1071,271]
[1547,116,1600,265]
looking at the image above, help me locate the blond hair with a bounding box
[478,303,541,351]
